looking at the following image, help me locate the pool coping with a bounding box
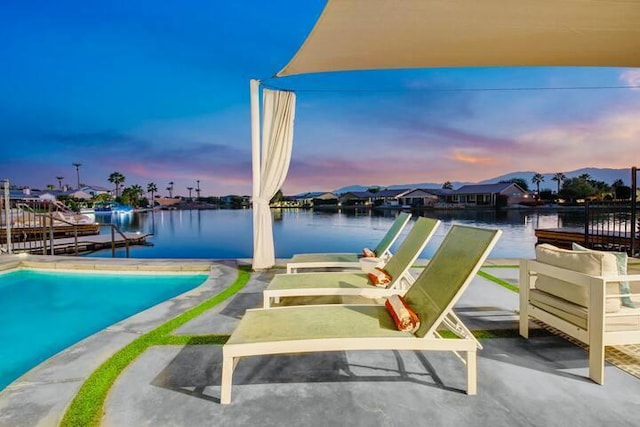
[0,254,240,427]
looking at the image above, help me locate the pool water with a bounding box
[0,269,207,390]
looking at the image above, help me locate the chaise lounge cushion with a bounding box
[534,244,621,313]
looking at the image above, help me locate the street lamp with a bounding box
[72,162,82,189]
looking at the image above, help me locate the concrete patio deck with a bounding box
[0,256,639,426]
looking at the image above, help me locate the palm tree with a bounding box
[129,184,144,206]
[56,176,64,190]
[531,173,544,199]
[108,172,126,197]
[187,186,193,199]
[72,162,82,189]
[147,182,158,205]
[551,172,566,195]
[167,181,174,198]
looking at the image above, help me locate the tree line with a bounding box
[499,172,632,203]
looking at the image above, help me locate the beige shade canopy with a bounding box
[277,0,640,77]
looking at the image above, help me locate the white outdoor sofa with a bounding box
[519,243,640,384]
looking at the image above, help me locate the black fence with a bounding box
[584,167,638,256]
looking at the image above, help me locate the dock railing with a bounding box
[585,200,638,255]
[584,166,638,256]
[1,185,134,257]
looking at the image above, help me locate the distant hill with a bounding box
[330,167,631,194]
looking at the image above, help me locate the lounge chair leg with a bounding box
[466,350,477,395]
[221,355,236,404]
[263,293,271,308]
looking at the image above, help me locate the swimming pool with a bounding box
[0,269,208,390]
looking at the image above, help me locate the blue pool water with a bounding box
[0,269,207,390]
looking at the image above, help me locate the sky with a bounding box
[2,0,639,197]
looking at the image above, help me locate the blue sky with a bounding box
[2,0,639,196]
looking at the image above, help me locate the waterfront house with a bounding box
[290,192,338,208]
[454,182,528,207]
[8,188,41,202]
[369,188,409,206]
[80,185,111,197]
[219,195,251,209]
[397,188,453,207]
[339,191,373,207]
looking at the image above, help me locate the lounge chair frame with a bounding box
[286,212,412,273]
[264,218,440,307]
[221,225,501,404]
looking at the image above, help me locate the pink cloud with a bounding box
[451,149,495,165]
[619,69,640,87]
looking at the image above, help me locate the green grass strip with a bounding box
[439,328,552,340]
[60,266,251,427]
[477,270,519,293]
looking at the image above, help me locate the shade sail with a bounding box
[278,0,640,77]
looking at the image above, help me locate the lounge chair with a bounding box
[220,225,502,403]
[263,217,440,308]
[286,212,412,273]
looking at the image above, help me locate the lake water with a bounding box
[89,208,586,260]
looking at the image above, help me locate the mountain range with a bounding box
[331,167,632,194]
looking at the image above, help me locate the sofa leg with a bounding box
[220,355,236,404]
[589,346,605,385]
[588,277,605,385]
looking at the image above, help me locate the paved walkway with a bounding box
[1,256,639,426]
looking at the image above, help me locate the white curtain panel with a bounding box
[252,88,296,270]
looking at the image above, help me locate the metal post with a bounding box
[631,166,637,256]
[48,203,54,255]
[3,179,11,253]
[111,226,115,257]
[74,226,78,256]
[584,201,590,248]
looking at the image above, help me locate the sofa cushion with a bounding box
[572,243,635,308]
[535,244,621,312]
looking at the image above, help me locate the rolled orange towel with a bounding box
[368,267,391,287]
[361,247,376,258]
[385,294,420,333]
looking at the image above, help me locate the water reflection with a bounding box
[87,208,586,260]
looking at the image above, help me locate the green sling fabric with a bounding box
[404,225,500,338]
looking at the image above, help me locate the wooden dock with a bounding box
[2,232,152,256]
[535,227,636,252]
[0,223,100,244]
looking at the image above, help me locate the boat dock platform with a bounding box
[1,232,152,256]
[535,227,637,252]
[0,223,101,244]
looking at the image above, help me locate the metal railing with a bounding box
[584,167,638,256]
[1,181,132,257]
